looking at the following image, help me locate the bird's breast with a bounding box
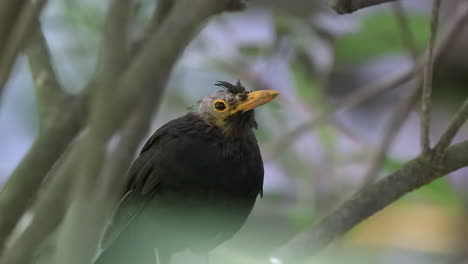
[160,130,264,199]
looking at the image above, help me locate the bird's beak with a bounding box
[233,90,279,113]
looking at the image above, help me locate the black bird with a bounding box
[95,81,279,264]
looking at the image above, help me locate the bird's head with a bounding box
[197,81,279,137]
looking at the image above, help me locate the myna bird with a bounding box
[95,81,279,264]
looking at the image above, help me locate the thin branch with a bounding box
[0,96,88,254]
[392,1,418,59]
[0,2,174,258]
[98,0,131,82]
[0,21,90,253]
[54,0,134,262]
[0,0,48,100]
[361,85,420,186]
[329,0,398,14]
[275,140,468,263]
[26,22,66,129]
[54,1,244,263]
[434,98,468,157]
[270,2,468,157]
[0,1,27,59]
[0,143,83,264]
[420,0,442,156]
[131,0,174,54]
[360,1,421,186]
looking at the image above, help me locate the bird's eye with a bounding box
[213,100,229,112]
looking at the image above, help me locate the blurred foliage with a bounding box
[290,62,322,106]
[336,11,430,62]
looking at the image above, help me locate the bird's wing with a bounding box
[100,190,146,250]
[100,120,171,250]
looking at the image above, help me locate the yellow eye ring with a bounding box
[213,100,229,112]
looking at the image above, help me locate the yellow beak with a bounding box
[232,90,279,114]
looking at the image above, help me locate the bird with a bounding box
[94,80,279,264]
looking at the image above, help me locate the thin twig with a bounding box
[0,0,48,100]
[420,0,442,156]
[270,2,468,157]
[360,1,421,186]
[392,1,418,59]
[361,85,421,186]
[274,140,468,263]
[434,98,468,157]
[329,0,398,14]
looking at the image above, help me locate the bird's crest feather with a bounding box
[215,80,247,94]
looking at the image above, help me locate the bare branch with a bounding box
[0,143,82,264]
[360,1,421,186]
[26,22,66,128]
[361,85,420,186]
[0,0,48,100]
[54,1,245,263]
[420,0,441,156]
[329,0,398,14]
[131,0,174,54]
[0,96,88,254]
[434,98,468,157]
[53,1,134,262]
[0,1,27,57]
[392,1,418,59]
[99,0,131,81]
[0,0,191,258]
[275,140,468,263]
[270,2,468,156]
[0,20,90,254]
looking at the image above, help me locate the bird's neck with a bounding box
[221,113,257,139]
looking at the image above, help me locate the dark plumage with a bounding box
[95,81,278,264]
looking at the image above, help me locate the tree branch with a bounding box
[26,22,67,129]
[0,96,87,253]
[0,0,192,259]
[0,143,83,264]
[131,0,174,55]
[0,21,90,253]
[54,1,245,263]
[434,98,468,157]
[361,85,420,185]
[0,1,27,61]
[420,0,441,156]
[392,1,418,59]
[0,0,48,100]
[329,0,398,14]
[270,1,468,157]
[275,140,468,263]
[54,0,134,262]
[360,1,421,186]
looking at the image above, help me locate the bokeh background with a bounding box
[1,0,468,263]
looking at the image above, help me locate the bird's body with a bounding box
[95,81,278,264]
